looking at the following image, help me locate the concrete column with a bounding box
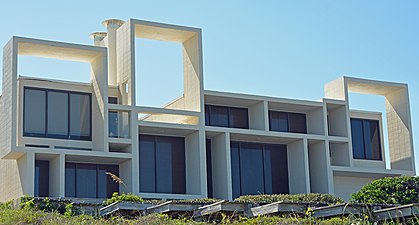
[102,19,125,86]
[89,32,107,47]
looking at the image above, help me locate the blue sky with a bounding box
[0,1,418,171]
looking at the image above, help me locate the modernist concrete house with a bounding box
[0,18,415,202]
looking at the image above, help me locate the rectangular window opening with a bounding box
[139,134,186,194]
[231,141,289,198]
[205,104,249,129]
[23,87,92,141]
[35,160,49,197]
[269,111,307,134]
[65,162,119,198]
[350,118,382,161]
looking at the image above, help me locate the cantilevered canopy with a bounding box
[16,36,106,62]
[133,19,199,43]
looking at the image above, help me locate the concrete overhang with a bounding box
[331,166,414,178]
[205,90,323,111]
[345,76,407,96]
[14,36,106,62]
[131,19,200,43]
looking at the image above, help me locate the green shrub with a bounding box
[104,192,144,205]
[234,193,345,205]
[20,196,35,210]
[351,176,419,204]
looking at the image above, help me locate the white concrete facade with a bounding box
[0,18,415,202]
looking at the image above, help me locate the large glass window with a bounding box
[350,118,382,160]
[231,141,289,198]
[108,111,119,138]
[47,91,68,138]
[269,111,307,134]
[65,163,119,198]
[24,89,46,137]
[35,160,49,197]
[205,105,249,129]
[108,111,130,138]
[139,134,186,194]
[23,87,92,141]
[70,94,91,140]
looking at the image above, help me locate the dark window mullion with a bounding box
[362,120,368,160]
[227,107,231,128]
[75,163,78,197]
[45,90,48,137]
[238,142,242,197]
[96,165,99,199]
[89,94,92,140]
[206,105,211,126]
[67,93,70,139]
[261,144,267,194]
[154,136,157,193]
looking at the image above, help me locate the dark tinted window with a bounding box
[139,135,186,194]
[70,94,91,140]
[229,107,249,128]
[288,113,307,133]
[24,89,46,137]
[108,111,119,138]
[35,160,49,197]
[76,164,97,198]
[240,142,264,195]
[351,118,382,160]
[351,119,365,159]
[230,142,241,199]
[206,139,213,198]
[23,87,91,141]
[269,111,288,132]
[65,163,76,197]
[205,105,249,129]
[231,142,289,198]
[207,105,229,127]
[265,144,289,194]
[65,163,119,198]
[47,91,68,138]
[108,97,118,104]
[139,135,156,192]
[98,165,119,198]
[269,111,307,134]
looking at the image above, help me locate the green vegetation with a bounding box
[104,192,144,205]
[2,189,419,224]
[351,176,419,204]
[234,193,345,205]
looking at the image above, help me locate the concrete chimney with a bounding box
[102,19,125,86]
[89,32,107,47]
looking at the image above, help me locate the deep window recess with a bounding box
[269,111,307,134]
[108,97,118,104]
[23,87,92,141]
[35,160,49,197]
[108,96,119,137]
[206,139,213,198]
[205,105,249,129]
[350,118,382,160]
[108,111,119,138]
[65,163,119,198]
[231,141,289,198]
[139,134,186,194]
